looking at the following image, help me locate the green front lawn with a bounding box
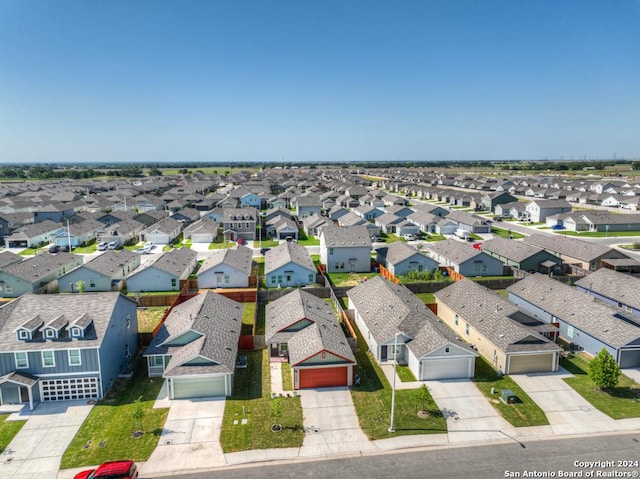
[281,362,293,391]
[561,354,640,419]
[415,292,435,304]
[208,241,235,249]
[255,302,266,335]
[380,232,402,243]
[491,227,525,239]
[396,365,417,382]
[73,240,98,254]
[297,230,320,246]
[257,239,279,248]
[424,234,446,242]
[556,230,640,237]
[0,414,26,453]
[61,358,169,468]
[241,301,256,335]
[137,307,167,333]
[220,350,303,452]
[326,272,381,287]
[18,245,44,256]
[473,357,549,427]
[350,327,447,439]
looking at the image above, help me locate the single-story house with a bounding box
[423,239,504,277]
[375,242,439,277]
[265,241,316,288]
[480,237,562,273]
[574,268,640,318]
[197,244,253,289]
[126,248,198,292]
[58,249,141,293]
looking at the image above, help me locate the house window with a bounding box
[329,248,334,255]
[455,314,459,326]
[617,302,623,308]
[18,329,29,340]
[152,356,164,367]
[45,329,55,339]
[15,352,28,369]
[245,222,250,228]
[321,351,326,359]
[125,343,130,358]
[126,314,131,329]
[68,349,81,366]
[308,274,314,283]
[90,279,96,288]
[71,327,81,338]
[482,264,487,273]
[5,283,13,294]
[465,323,470,336]
[171,278,177,288]
[277,275,282,284]
[445,347,450,354]
[225,275,230,284]
[42,351,55,368]
[567,325,575,338]
[271,276,276,284]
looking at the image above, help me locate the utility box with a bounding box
[501,389,519,404]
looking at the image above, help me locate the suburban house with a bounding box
[374,213,404,234]
[182,217,219,243]
[480,237,562,273]
[353,205,384,221]
[294,195,322,219]
[264,216,299,241]
[264,241,317,288]
[481,192,517,213]
[197,244,253,289]
[33,203,76,223]
[444,210,492,234]
[5,220,63,248]
[375,242,439,277]
[240,192,262,209]
[170,207,201,225]
[0,292,138,409]
[302,213,333,237]
[406,210,439,234]
[348,277,478,380]
[144,291,242,399]
[319,225,372,273]
[207,207,258,241]
[0,253,84,298]
[51,218,104,248]
[525,199,572,223]
[0,251,22,270]
[494,202,529,220]
[435,279,562,374]
[424,239,504,277]
[523,233,629,271]
[58,250,141,293]
[265,289,356,389]
[126,248,198,292]
[98,219,146,246]
[338,212,380,237]
[574,268,640,318]
[507,274,640,368]
[139,216,184,245]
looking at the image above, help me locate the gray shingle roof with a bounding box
[198,244,253,275]
[0,251,22,269]
[131,248,197,278]
[288,321,356,366]
[264,242,315,275]
[375,242,437,268]
[523,233,627,263]
[481,237,555,263]
[321,225,371,248]
[424,238,486,265]
[507,274,640,348]
[575,269,640,312]
[80,249,140,277]
[435,279,561,353]
[146,291,243,376]
[1,252,83,282]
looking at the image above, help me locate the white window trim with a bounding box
[41,350,55,368]
[45,329,56,339]
[68,349,81,366]
[15,352,28,369]
[567,325,575,338]
[126,314,131,329]
[18,329,29,340]
[70,327,82,338]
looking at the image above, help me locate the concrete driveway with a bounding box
[0,400,93,479]
[139,391,226,477]
[426,379,512,443]
[299,387,376,457]
[510,368,615,435]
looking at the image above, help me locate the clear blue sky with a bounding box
[1,0,639,164]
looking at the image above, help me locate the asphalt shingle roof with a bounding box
[198,244,253,275]
[264,241,315,275]
[1,252,83,282]
[574,268,640,314]
[523,233,627,263]
[321,225,372,248]
[480,237,555,263]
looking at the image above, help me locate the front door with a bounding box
[20,387,29,403]
[381,345,388,361]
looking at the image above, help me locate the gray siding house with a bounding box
[480,237,562,273]
[126,248,198,292]
[0,292,138,409]
[375,242,439,276]
[58,250,141,293]
[574,268,640,318]
[197,244,253,289]
[264,241,316,288]
[424,239,504,277]
[319,225,372,273]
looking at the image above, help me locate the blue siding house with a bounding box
[0,292,138,410]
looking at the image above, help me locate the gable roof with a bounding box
[1,252,83,282]
[523,233,628,263]
[480,237,557,263]
[264,241,315,275]
[321,225,371,248]
[424,238,488,265]
[198,244,253,275]
[130,248,197,278]
[574,268,640,313]
[77,249,140,277]
[376,241,437,267]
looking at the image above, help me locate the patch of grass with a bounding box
[396,365,417,382]
[494,289,509,298]
[257,239,279,248]
[297,230,320,246]
[350,326,447,439]
[241,301,256,335]
[415,292,435,304]
[255,302,266,335]
[326,272,381,287]
[73,240,97,254]
[0,414,26,453]
[61,357,169,468]
[472,357,549,427]
[424,234,446,242]
[18,246,43,256]
[136,307,167,333]
[561,354,640,419]
[491,227,525,239]
[220,349,303,452]
[281,362,293,391]
[380,232,402,243]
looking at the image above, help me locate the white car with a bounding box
[97,241,108,251]
[403,234,416,241]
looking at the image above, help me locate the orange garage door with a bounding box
[299,367,348,389]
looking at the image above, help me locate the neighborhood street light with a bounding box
[388,331,405,433]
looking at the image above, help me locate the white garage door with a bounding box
[41,378,99,401]
[421,358,472,380]
[173,376,226,399]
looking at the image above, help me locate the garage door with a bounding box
[421,358,472,380]
[508,353,553,374]
[41,378,99,401]
[173,376,226,399]
[299,367,348,389]
[619,349,640,368]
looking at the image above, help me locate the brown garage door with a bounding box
[299,367,348,389]
[508,353,553,374]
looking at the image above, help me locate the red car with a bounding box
[74,460,138,479]
[236,237,245,245]
[472,242,483,250]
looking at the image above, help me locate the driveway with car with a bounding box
[0,400,93,479]
[139,384,226,476]
[509,369,615,435]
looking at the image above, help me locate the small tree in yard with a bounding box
[589,348,621,390]
[131,396,145,434]
[271,396,283,431]
[75,280,85,293]
[419,384,430,412]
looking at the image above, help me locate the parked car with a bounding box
[472,242,483,250]
[74,460,138,479]
[59,245,71,252]
[551,225,566,230]
[403,233,416,241]
[107,241,120,250]
[236,237,245,245]
[260,247,271,255]
[48,244,60,253]
[494,216,503,222]
[97,241,109,251]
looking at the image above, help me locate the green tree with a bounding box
[270,396,283,429]
[418,384,430,412]
[131,396,145,433]
[75,280,85,293]
[588,348,620,390]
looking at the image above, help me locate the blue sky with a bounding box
[1,0,639,164]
